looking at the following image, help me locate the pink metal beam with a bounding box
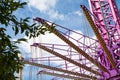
[80,5,116,68]
[24,60,97,79]
[33,43,99,75]
[38,70,88,80]
[34,17,108,72]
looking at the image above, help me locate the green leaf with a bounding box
[20,2,27,7]
[25,31,29,36]
[17,38,27,42]
[23,17,30,22]
[15,26,19,35]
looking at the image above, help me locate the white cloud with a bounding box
[27,0,65,20]
[74,11,83,16]
[48,10,65,20]
[28,0,56,12]
[19,32,66,58]
[19,30,97,61]
[19,29,98,76]
[19,30,81,56]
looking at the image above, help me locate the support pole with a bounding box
[80,5,116,68]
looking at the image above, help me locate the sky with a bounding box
[16,0,92,80]
[11,0,120,80]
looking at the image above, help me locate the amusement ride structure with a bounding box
[23,0,120,80]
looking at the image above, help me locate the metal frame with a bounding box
[24,0,120,79]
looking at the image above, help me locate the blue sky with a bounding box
[11,0,120,80]
[7,0,92,38]
[15,0,94,60]
[17,0,90,80]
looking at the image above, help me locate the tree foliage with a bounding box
[0,0,36,80]
[0,0,56,79]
